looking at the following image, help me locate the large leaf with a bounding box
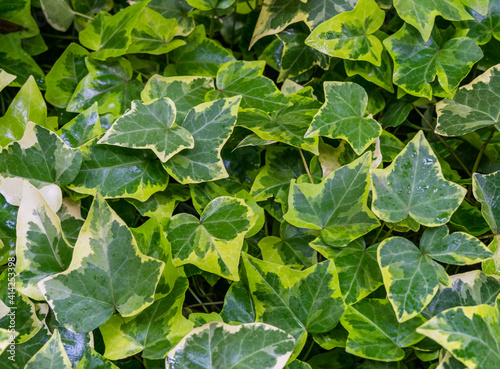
[166,321,295,368]
[0,326,50,369]
[79,1,147,60]
[371,131,466,226]
[455,0,500,45]
[393,0,472,41]
[45,43,89,109]
[98,98,194,162]
[284,152,380,248]
[207,60,290,112]
[301,0,358,30]
[473,170,500,234]
[383,24,482,99]
[0,76,47,147]
[164,96,241,184]
[436,64,500,136]
[166,196,254,279]
[0,122,82,187]
[16,182,73,301]
[40,0,74,32]
[141,75,214,124]
[305,82,382,155]
[0,0,39,38]
[341,298,425,361]
[417,297,500,369]
[243,254,345,357]
[68,140,169,201]
[305,0,385,66]
[39,195,164,333]
[67,57,143,116]
[24,330,72,369]
[100,275,193,360]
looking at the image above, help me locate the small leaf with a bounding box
[39,195,164,333]
[0,69,16,92]
[75,348,119,369]
[483,236,500,276]
[345,48,395,93]
[126,184,190,219]
[0,325,50,369]
[24,330,72,369]
[305,82,382,155]
[473,170,500,234]
[98,98,194,162]
[166,321,295,369]
[147,0,195,36]
[305,0,385,66]
[371,131,466,226]
[455,1,500,45]
[57,103,104,148]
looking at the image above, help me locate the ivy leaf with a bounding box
[70,0,114,29]
[75,348,119,369]
[0,193,17,264]
[16,182,73,301]
[393,0,472,42]
[237,92,321,154]
[100,275,194,360]
[40,0,74,32]
[0,326,50,369]
[24,330,72,369]
[284,152,380,248]
[39,195,165,333]
[371,131,466,226]
[67,57,143,116]
[164,96,241,184]
[0,0,39,38]
[127,8,185,55]
[473,170,500,234]
[450,200,491,237]
[0,76,47,147]
[301,0,358,30]
[79,1,147,60]
[305,0,385,66]
[455,1,500,45]
[126,184,190,219]
[417,297,500,369]
[0,122,82,187]
[341,298,425,361]
[344,48,395,93]
[206,60,290,112]
[276,23,329,82]
[305,82,382,155]
[0,69,16,92]
[98,98,194,162]
[68,140,169,201]
[141,75,214,124]
[324,239,383,305]
[243,254,345,358]
[169,25,235,77]
[57,103,104,148]
[383,24,483,99]
[166,196,254,280]
[45,43,89,109]
[147,0,195,36]
[166,321,295,368]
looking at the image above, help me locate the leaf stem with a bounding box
[188,286,209,313]
[479,233,495,239]
[472,127,496,174]
[209,8,216,38]
[72,11,93,20]
[380,224,394,242]
[299,149,314,184]
[245,0,255,11]
[413,106,472,177]
[370,222,385,245]
[185,301,224,308]
[301,340,315,362]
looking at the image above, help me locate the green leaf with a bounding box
[237,92,321,154]
[455,1,500,45]
[345,48,395,93]
[186,0,217,11]
[0,76,47,147]
[221,267,256,324]
[341,298,425,361]
[207,60,290,112]
[301,0,358,30]
[164,96,241,184]
[0,193,17,264]
[0,325,50,369]
[393,0,472,41]
[371,131,466,226]
[147,0,195,36]
[324,239,383,305]
[383,24,483,99]
[417,297,500,369]
[169,25,235,77]
[75,348,119,369]
[98,98,194,162]
[67,57,143,116]
[39,195,165,333]
[483,236,500,276]
[305,82,382,155]
[141,75,214,124]
[57,103,104,148]
[15,182,73,301]
[166,321,295,368]
[100,275,193,360]
[450,200,491,236]
[128,7,185,55]
[276,23,329,82]
[243,253,345,357]
[70,0,113,30]
[45,43,89,109]
[0,69,16,92]
[305,0,385,66]
[0,328,16,355]
[40,0,74,32]
[378,236,451,322]
[284,152,380,247]
[166,196,254,280]
[68,140,169,201]
[79,1,148,60]
[47,317,91,367]
[473,170,500,234]
[24,330,72,369]
[419,225,493,265]
[0,122,82,187]
[0,0,39,38]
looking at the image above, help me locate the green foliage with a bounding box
[3,1,500,368]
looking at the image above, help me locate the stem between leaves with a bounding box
[299,149,314,184]
[472,127,496,175]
